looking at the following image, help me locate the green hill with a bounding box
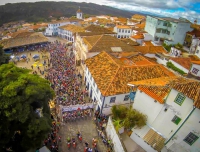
[0,1,133,25]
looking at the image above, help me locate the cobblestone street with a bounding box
[58,115,109,152]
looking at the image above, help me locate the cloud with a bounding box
[0,0,200,23]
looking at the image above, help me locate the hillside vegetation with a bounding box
[0,1,133,25]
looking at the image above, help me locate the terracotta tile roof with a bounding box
[76,8,82,13]
[143,41,154,46]
[135,22,146,29]
[49,19,70,24]
[131,77,200,108]
[116,25,131,29]
[191,60,200,65]
[170,57,191,70]
[84,25,115,34]
[120,39,140,46]
[188,55,200,61]
[0,32,48,49]
[59,24,85,33]
[132,14,146,20]
[131,34,144,39]
[85,51,175,96]
[83,35,137,52]
[77,32,103,37]
[115,17,127,23]
[187,29,200,37]
[133,46,167,54]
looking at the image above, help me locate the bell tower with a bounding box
[76,6,83,19]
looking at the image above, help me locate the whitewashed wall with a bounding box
[151,89,194,139]
[130,126,157,152]
[169,59,189,74]
[106,117,125,152]
[102,93,132,115]
[165,108,200,152]
[190,63,200,77]
[133,89,164,124]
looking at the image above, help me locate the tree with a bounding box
[123,109,147,129]
[0,45,9,65]
[0,64,55,151]
[111,105,147,130]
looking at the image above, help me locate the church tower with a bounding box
[76,7,83,19]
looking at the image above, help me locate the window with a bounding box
[172,115,181,125]
[184,132,199,145]
[93,81,95,87]
[122,29,124,33]
[124,95,129,101]
[156,28,161,33]
[118,29,121,32]
[196,50,199,53]
[163,22,168,26]
[192,68,199,75]
[117,35,120,38]
[128,30,130,33]
[174,93,185,106]
[96,87,99,94]
[125,30,127,33]
[110,97,116,103]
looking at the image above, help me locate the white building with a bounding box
[58,24,85,42]
[45,20,70,36]
[189,61,200,79]
[145,16,193,45]
[169,57,191,74]
[127,76,200,152]
[84,51,175,115]
[113,25,132,38]
[76,7,83,19]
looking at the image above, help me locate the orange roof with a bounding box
[77,8,82,13]
[116,25,131,29]
[170,57,191,70]
[131,77,200,107]
[85,51,175,96]
[191,60,200,65]
[135,22,146,29]
[59,24,85,33]
[187,29,200,37]
[132,14,146,20]
[83,35,137,52]
[143,41,154,46]
[133,46,167,54]
[131,34,144,39]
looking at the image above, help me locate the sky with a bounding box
[0,0,199,23]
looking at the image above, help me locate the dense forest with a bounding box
[0,1,133,25]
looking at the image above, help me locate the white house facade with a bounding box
[145,16,193,45]
[113,25,132,38]
[189,62,200,78]
[128,77,200,152]
[44,21,70,36]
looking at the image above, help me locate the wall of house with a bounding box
[195,42,200,58]
[189,63,200,77]
[58,29,74,42]
[106,117,126,152]
[152,89,194,138]
[133,89,164,124]
[155,55,168,65]
[114,26,132,38]
[130,126,157,152]
[85,67,103,111]
[102,93,132,115]
[143,33,154,41]
[173,22,193,45]
[169,59,189,74]
[144,16,158,37]
[45,22,70,36]
[165,108,200,152]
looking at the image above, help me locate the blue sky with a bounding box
[0,0,199,23]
